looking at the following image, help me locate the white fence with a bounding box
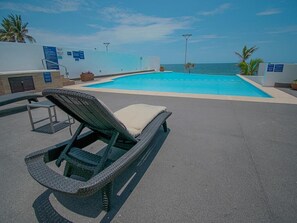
[0,42,160,79]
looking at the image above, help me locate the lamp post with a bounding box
[103,42,110,52]
[182,34,192,65]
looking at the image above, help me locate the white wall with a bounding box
[244,76,263,85]
[0,42,160,78]
[257,63,297,86]
[0,42,45,71]
[145,56,160,71]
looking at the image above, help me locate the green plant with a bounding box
[248,58,263,75]
[292,79,297,90]
[0,17,14,42]
[80,71,94,81]
[238,58,263,75]
[82,71,93,74]
[238,61,248,75]
[184,62,195,73]
[235,45,258,63]
[0,14,36,43]
[235,45,263,75]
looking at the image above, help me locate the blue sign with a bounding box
[73,51,80,59]
[267,64,274,72]
[67,51,72,56]
[274,64,284,72]
[43,46,59,70]
[79,51,85,59]
[43,72,52,83]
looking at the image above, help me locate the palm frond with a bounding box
[248,58,263,75]
[0,14,36,43]
[238,61,248,75]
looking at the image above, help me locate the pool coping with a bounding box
[65,72,297,105]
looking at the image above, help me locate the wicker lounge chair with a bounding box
[25,88,171,211]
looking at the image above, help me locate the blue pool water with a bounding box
[85,72,272,98]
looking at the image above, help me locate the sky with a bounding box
[0,0,297,64]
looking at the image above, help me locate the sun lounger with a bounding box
[0,91,42,106]
[25,88,171,211]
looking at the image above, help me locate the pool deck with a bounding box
[1,89,297,222]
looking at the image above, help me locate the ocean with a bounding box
[161,63,240,75]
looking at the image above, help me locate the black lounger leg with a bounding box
[102,182,113,212]
[162,121,168,132]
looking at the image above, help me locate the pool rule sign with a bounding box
[43,72,52,83]
[267,64,284,72]
[43,46,59,70]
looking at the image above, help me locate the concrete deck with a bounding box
[0,90,297,222]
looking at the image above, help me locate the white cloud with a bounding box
[30,10,192,48]
[89,7,193,44]
[199,3,231,16]
[99,7,192,27]
[6,5,193,48]
[0,0,84,13]
[268,25,297,34]
[100,7,159,25]
[190,34,225,43]
[200,34,222,39]
[253,40,274,44]
[257,8,282,16]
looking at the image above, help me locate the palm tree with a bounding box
[247,58,263,75]
[238,61,248,75]
[0,14,36,43]
[235,45,260,75]
[0,17,14,42]
[238,58,263,75]
[184,62,195,73]
[235,45,258,63]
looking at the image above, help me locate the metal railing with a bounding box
[41,59,69,78]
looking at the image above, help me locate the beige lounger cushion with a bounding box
[114,104,167,137]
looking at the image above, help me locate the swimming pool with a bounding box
[85,72,272,98]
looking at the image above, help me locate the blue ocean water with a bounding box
[161,63,240,75]
[86,72,271,98]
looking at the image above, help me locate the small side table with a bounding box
[27,100,74,134]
